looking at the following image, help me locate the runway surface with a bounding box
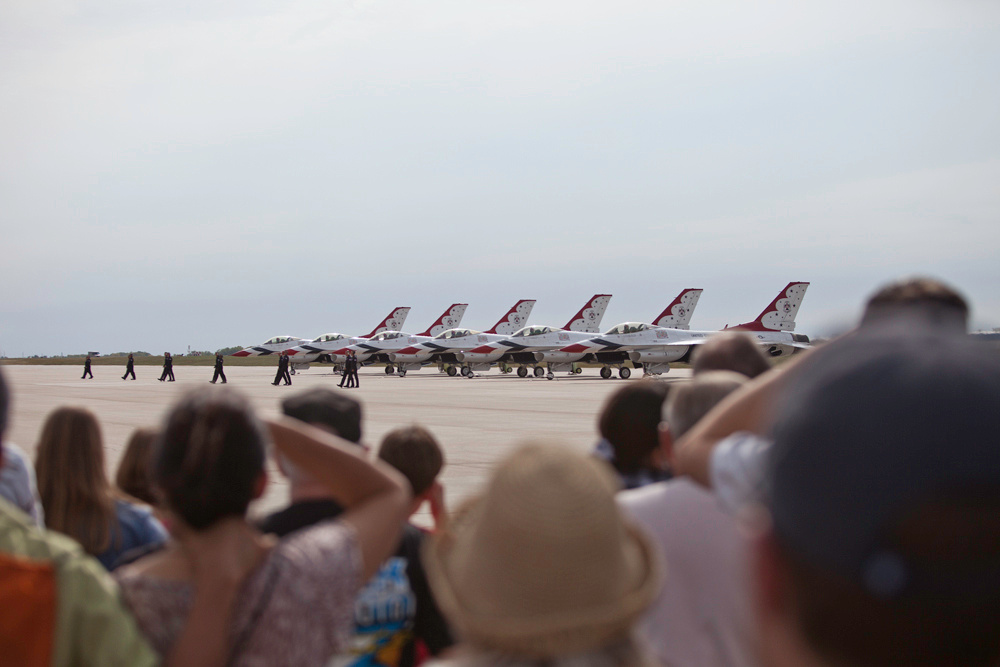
[2,364,692,521]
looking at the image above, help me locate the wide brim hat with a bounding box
[423,441,664,658]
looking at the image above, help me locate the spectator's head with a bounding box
[378,426,444,512]
[659,371,747,467]
[861,276,969,332]
[597,381,669,477]
[424,442,663,663]
[755,329,1000,666]
[155,388,268,531]
[692,331,771,379]
[281,388,362,443]
[115,428,159,506]
[34,406,116,554]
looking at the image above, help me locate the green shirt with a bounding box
[0,498,158,667]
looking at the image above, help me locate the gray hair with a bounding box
[664,371,748,438]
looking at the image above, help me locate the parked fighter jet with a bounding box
[231,335,308,358]
[553,282,811,378]
[283,306,412,369]
[339,304,469,374]
[460,294,613,378]
[387,299,537,376]
[534,288,703,376]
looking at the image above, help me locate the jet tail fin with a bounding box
[362,306,411,338]
[485,299,536,335]
[563,294,612,333]
[727,282,810,332]
[418,304,469,337]
[651,289,703,330]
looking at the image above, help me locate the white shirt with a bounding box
[710,432,772,515]
[619,478,756,667]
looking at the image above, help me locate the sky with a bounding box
[2,0,999,356]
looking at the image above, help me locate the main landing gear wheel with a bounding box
[619,367,631,379]
[461,366,472,377]
[517,366,528,378]
[573,367,583,374]
[384,365,394,375]
[600,366,612,379]
[399,369,407,377]
[533,366,545,378]
[446,366,458,377]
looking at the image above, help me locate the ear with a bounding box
[658,422,676,468]
[253,468,269,500]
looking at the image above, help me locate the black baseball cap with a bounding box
[768,326,1000,598]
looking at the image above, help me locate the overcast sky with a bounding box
[2,1,999,356]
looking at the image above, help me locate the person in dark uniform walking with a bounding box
[158,352,175,382]
[210,352,227,384]
[282,350,293,385]
[339,351,353,388]
[273,351,291,386]
[349,350,360,388]
[81,355,94,379]
[122,353,136,380]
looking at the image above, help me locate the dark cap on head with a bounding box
[281,388,362,443]
[769,328,1000,598]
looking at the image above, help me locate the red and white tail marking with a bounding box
[419,304,469,337]
[729,282,809,332]
[651,289,703,330]
[363,306,411,338]
[486,299,537,335]
[563,294,612,333]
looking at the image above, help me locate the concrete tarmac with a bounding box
[2,364,691,521]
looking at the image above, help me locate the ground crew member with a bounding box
[210,353,227,384]
[122,353,136,380]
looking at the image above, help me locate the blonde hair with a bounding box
[35,407,118,555]
[115,427,159,505]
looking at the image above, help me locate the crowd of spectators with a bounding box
[1,275,998,666]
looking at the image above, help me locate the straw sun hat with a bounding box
[423,441,664,658]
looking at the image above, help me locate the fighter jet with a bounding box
[340,304,469,375]
[553,282,811,379]
[459,294,613,378]
[231,335,308,358]
[283,306,412,369]
[534,288,703,376]
[387,299,537,376]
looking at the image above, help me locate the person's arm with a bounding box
[267,417,410,581]
[674,361,795,488]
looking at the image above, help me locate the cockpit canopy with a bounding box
[370,331,408,341]
[434,328,480,340]
[604,322,650,335]
[265,336,300,345]
[313,333,346,343]
[511,326,556,338]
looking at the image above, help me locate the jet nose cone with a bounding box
[232,349,251,357]
[469,344,496,354]
[286,349,299,356]
[560,343,589,353]
[396,346,421,355]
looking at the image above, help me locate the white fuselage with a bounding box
[232,336,307,357]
